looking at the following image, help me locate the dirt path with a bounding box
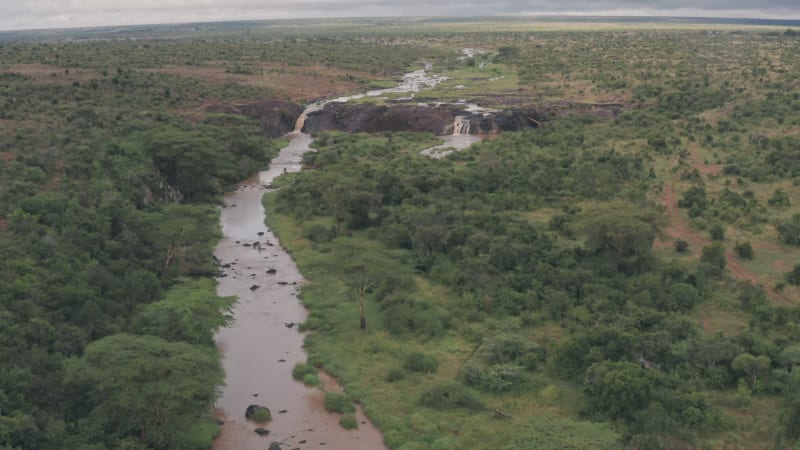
[660,182,791,305]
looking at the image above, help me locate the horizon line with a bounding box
[1,14,800,34]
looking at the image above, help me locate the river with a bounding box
[212,63,484,450]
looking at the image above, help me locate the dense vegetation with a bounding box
[0,36,303,448]
[2,17,800,450]
[264,26,800,450]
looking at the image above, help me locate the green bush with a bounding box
[305,223,336,243]
[461,364,486,387]
[292,363,317,381]
[403,352,439,373]
[419,381,484,411]
[484,363,528,393]
[674,239,690,253]
[324,392,356,414]
[734,241,754,259]
[709,223,725,241]
[253,407,271,423]
[786,264,800,286]
[339,414,358,429]
[303,373,321,387]
[385,367,406,382]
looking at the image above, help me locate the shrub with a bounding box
[292,363,317,381]
[709,223,725,241]
[339,414,358,429]
[777,214,800,246]
[461,364,486,387]
[484,363,527,393]
[403,352,439,373]
[305,223,336,243]
[786,264,800,286]
[768,188,791,208]
[324,392,356,414]
[674,239,690,253]
[302,373,321,387]
[385,367,406,382]
[734,241,754,259]
[700,243,726,278]
[419,381,484,411]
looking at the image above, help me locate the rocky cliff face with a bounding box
[205,100,302,137]
[460,111,538,135]
[303,104,456,135]
[304,104,538,136]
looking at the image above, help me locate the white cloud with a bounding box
[0,0,798,31]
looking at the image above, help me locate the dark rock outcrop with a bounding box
[462,111,534,134]
[304,104,456,135]
[304,103,538,136]
[205,100,302,137]
[245,404,271,422]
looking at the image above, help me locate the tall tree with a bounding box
[64,334,223,449]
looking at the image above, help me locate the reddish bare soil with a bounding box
[143,63,380,102]
[3,64,102,84]
[660,182,791,305]
[0,151,14,162]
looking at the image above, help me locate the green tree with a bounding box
[786,264,800,286]
[734,241,754,260]
[140,128,226,201]
[768,188,791,208]
[777,214,800,246]
[709,223,725,241]
[585,361,656,420]
[64,334,223,449]
[700,243,726,278]
[583,206,658,274]
[138,278,234,345]
[731,353,771,388]
[778,345,800,369]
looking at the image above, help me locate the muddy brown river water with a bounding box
[212,131,387,450]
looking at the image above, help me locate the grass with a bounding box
[264,194,619,449]
[324,392,356,414]
[706,394,786,450]
[339,414,358,429]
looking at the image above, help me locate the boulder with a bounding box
[245,404,271,422]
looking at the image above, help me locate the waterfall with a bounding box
[453,116,471,135]
[293,104,322,133]
[293,113,307,132]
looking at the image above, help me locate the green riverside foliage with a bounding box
[324,392,356,414]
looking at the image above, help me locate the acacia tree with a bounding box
[64,334,223,449]
[583,206,659,274]
[335,242,412,332]
[138,278,234,345]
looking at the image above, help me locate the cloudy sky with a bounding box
[1,0,798,31]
